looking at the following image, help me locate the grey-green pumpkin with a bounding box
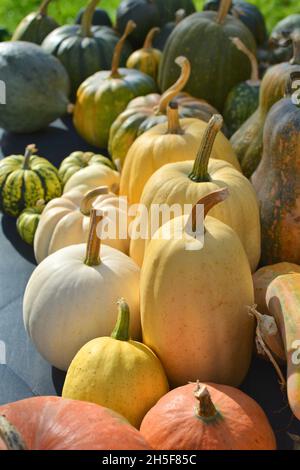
[17,200,45,245]
[0,145,62,217]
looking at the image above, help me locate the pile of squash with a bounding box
[0,0,300,452]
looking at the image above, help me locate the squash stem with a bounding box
[111,299,130,341]
[189,115,223,183]
[0,416,28,450]
[143,27,160,49]
[80,186,109,216]
[23,144,38,170]
[290,31,300,65]
[231,37,260,83]
[190,188,229,232]
[175,9,186,25]
[81,0,100,38]
[111,21,136,78]
[38,0,52,15]
[166,103,184,135]
[84,209,103,266]
[216,0,232,25]
[194,383,220,422]
[157,56,191,115]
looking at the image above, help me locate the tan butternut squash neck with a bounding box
[216,0,232,25]
[111,21,136,78]
[84,209,103,266]
[81,0,100,38]
[143,27,160,49]
[231,37,260,83]
[157,56,191,114]
[80,186,109,216]
[166,103,184,135]
[111,299,130,341]
[0,416,28,450]
[38,0,53,15]
[194,383,221,423]
[23,144,38,170]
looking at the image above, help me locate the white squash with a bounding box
[63,161,120,195]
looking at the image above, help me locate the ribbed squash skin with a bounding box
[158,12,256,112]
[17,205,44,246]
[252,98,300,266]
[12,11,58,44]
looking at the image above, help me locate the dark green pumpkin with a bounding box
[75,7,112,27]
[17,200,45,246]
[0,145,62,218]
[0,41,70,133]
[153,9,186,51]
[158,0,256,112]
[42,0,132,99]
[73,21,157,149]
[154,0,195,25]
[59,151,116,187]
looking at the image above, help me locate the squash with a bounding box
[266,274,300,420]
[73,21,157,149]
[12,0,59,45]
[154,0,195,25]
[253,263,300,316]
[0,145,62,218]
[126,27,162,81]
[129,115,260,272]
[75,7,112,27]
[62,299,169,428]
[42,0,132,100]
[252,96,300,266]
[109,56,220,167]
[270,15,300,64]
[140,189,255,387]
[223,37,260,137]
[140,382,276,450]
[158,0,256,112]
[17,200,45,246]
[231,32,300,178]
[153,9,186,51]
[0,397,149,450]
[23,209,140,371]
[58,151,116,187]
[34,187,130,264]
[120,109,241,206]
[0,41,71,133]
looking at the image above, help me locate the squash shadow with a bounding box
[1,214,36,264]
[51,367,66,396]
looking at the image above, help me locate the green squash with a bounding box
[270,14,300,64]
[42,0,132,99]
[17,200,45,246]
[154,0,195,25]
[73,21,157,149]
[158,0,256,112]
[231,32,300,178]
[126,27,162,81]
[59,151,116,187]
[223,37,260,137]
[12,0,59,45]
[0,41,71,133]
[0,145,62,217]
[153,9,186,51]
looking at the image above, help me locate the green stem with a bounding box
[194,382,221,422]
[84,209,103,266]
[81,0,100,38]
[216,0,232,25]
[189,115,223,183]
[23,144,38,170]
[290,31,300,65]
[111,299,130,341]
[38,0,52,15]
[80,186,109,216]
[143,27,160,49]
[0,416,28,450]
[111,21,136,78]
[166,102,184,134]
[157,56,191,114]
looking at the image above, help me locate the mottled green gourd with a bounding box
[0,145,62,218]
[126,27,162,81]
[223,37,260,137]
[17,200,45,246]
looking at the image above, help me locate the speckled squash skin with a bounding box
[17,202,45,246]
[252,98,300,266]
[224,81,260,137]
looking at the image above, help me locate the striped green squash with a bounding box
[0,145,62,217]
[17,200,45,246]
[58,151,117,187]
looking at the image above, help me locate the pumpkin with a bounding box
[62,299,169,428]
[129,115,260,272]
[42,0,132,99]
[24,209,140,371]
[109,56,220,167]
[203,0,267,47]
[17,200,45,246]
[140,189,255,387]
[270,14,300,64]
[58,151,116,187]
[12,0,59,45]
[120,109,241,206]
[154,0,195,25]
[158,0,256,112]
[140,382,276,450]
[126,27,162,81]
[75,7,112,27]
[0,41,71,133]
[34,187,130,264]
[253,263,300,316]
[73,21,157,149]
[223,37,260,137]
[0,397,149,450]
[0,145,62,218]
[266,274,300,420]
[153,9,186,51]
[231,32,300,178]
[252,96,300,266]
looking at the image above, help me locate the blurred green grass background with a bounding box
[0,0,299,33]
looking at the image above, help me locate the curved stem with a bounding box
[216,0,232,25]
[111,299,130,341]
[194,382,221,422]
[111,21,136,78]
[23,144,38,170]
[143,27,160,49]
[231,37,259,83]
[175,9,186,25]
[166,103,183,135]
[38,0,52,15]
[81,0,100,38]
[189,115,223,183]
[158,56,191,114]
[80,186,109,216]
[190,188,229,233]
[84,209,103,266]
[290,31,300,65]
[0,416,28,450]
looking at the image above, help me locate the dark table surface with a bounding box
[0,117,299,450]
